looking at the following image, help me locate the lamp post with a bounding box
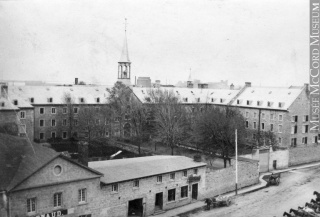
[235,129,238,195]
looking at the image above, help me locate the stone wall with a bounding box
[113,141,154,155]
[269,148,288,170]
[204,158,259,198]
[289,145,320,166]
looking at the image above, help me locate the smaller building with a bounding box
[136,77,151,87]
[89,156,206,217]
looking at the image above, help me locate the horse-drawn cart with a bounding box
[205,195,232,210]
[266,173,280,187]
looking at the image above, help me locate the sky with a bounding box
[0,0,308,87]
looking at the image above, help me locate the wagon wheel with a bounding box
[226,200,231,207]
[276,178,280,186]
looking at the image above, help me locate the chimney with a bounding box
[245,82,251,87]
[230,83,234,90]
[78,141,88,167]
[304,83,310,95]
[187,81,193,88]
[75,78,79,85]
[0,83,8,99]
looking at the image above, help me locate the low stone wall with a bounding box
[204,158,259,198]
[269,149,288,170]
[289,145,320,166]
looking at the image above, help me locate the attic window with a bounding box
[257,101,261,106]
[183,98,188,102]
[220,98,224,103]
[80,98,84,103]
[1,102,5,107]
[67,97,71,103]
[211,98,215,102]
[13,100,18,105]
[48,98,53,103]
[96,97,100,103]
[246,100,250,105]
[237,99,240,104]
[278,102,284,108]
[197,98,200,103]
[267,101,272,107]
[30,98,34,103]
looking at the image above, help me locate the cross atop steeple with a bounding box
[119,18,130,63]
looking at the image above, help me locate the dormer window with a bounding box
[80,98,84,103]
[1,102,5,107]
[246,100,250,105]
[96,97,100,103]
[267,101,272,107]
[13,100,18,105]
[30,98,34,103]
[211,98,215,102]
[67,98,71,103]
[220,98,224,103]
[257,101,262,106]
[48,98,53,103]
[278,102,284,108]
[183,98,188,102]
[197,98,200,103]
[237,99,240,104]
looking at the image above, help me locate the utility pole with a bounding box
[235,129,238,195]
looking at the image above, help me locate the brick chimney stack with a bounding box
[0,83,8,99]
[245,82,251,87]
[78,141,89,167]
[75,78,79,85]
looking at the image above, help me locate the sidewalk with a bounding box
[153,161,320,217]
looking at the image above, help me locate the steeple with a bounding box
[118,18,131,86]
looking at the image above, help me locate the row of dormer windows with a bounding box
[237,99,284,108]
[11,97,101,106]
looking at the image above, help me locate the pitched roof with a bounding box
[8,85,112,105]
[0,133,59,191]
[132,87,240,105]
[230,87,304,110]
[119,33,130,62]
[0,133,102,192]
[89,155,206,184]
[0,98,19,110]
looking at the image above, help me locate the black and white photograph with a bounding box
[0,0,319,217]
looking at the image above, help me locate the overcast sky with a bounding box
[0,0,308,87]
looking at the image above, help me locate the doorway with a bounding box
[128,198,143,217]
[273,160,277,170]
[192,183,198,200]
[155,192,163,211]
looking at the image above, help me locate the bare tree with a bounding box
[147,89,190,155]
[61,92,76,139]
[192,106,247,168]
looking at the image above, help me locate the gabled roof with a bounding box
[0,133,101,192]
[8,85,112,105]
[132,87,240,105]
[89,155,206,184]
[0,98,19,110]
[230,87,304,110]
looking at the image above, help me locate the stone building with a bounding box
[89,156,206,217]
[0,133,103,217]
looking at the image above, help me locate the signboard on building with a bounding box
[33,208,74,217]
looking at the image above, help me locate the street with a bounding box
[185,166,320,217]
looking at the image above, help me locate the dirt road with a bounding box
[186,166,320,217]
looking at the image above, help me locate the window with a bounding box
[80,98,85,103]
[270,124,274,132]
[194,168,198,175]
[62,132,67,139]
[27,198,36,213]
[74,119,78,126]
[48,97,53,103]
[181,186,188,198]
[170,173,175,180]
[245,112,249,118]
[261,123,265,130]
[133,180,139,188]
[157,175,162,183]
[51,132,56,138]
[40,120,45,127]
[112,183,118,192]
[302,137,308,145]
[278,102,283,108]
[278,114,283,121]
[40,107,45,114]
[66,97,71,103]
[220,98,223,103]
[53,193,62,208]
[237,99,240,104]
[39,133,44,140]
[63,107,67,114]
[74,107,78,114]
[183,170,187,177]
[314,136,318,143]
[20,111,26,119]
[168,189,176,202]
[78,188,87,203]
[30,97,34,103]
[183,98,188,102]
[291,126,297,134]
[278,125,283,133]
[291,115,298,122]
[245,121,249,128]
[63,119,67,126]
[302,125,309,133]
[96,97,100,103]
[261,113,265,119]
[304,115,309,122]
[246,100,250,105]
[291,138,297,147]
[253,112,257,118]
[257,101,260,106]
[51,107,56,114]
[253,122,256,129]
[13,100,18,105]
[267,101,272,107]
[51,119,56,127]
[279,137,282,145]
[270,114,274,120]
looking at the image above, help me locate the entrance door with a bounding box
[128,198,143,217]
[155,192,163,211]
[273,160,277,170]
[192,183,198,200]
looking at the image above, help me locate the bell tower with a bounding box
[118,18,131,86]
